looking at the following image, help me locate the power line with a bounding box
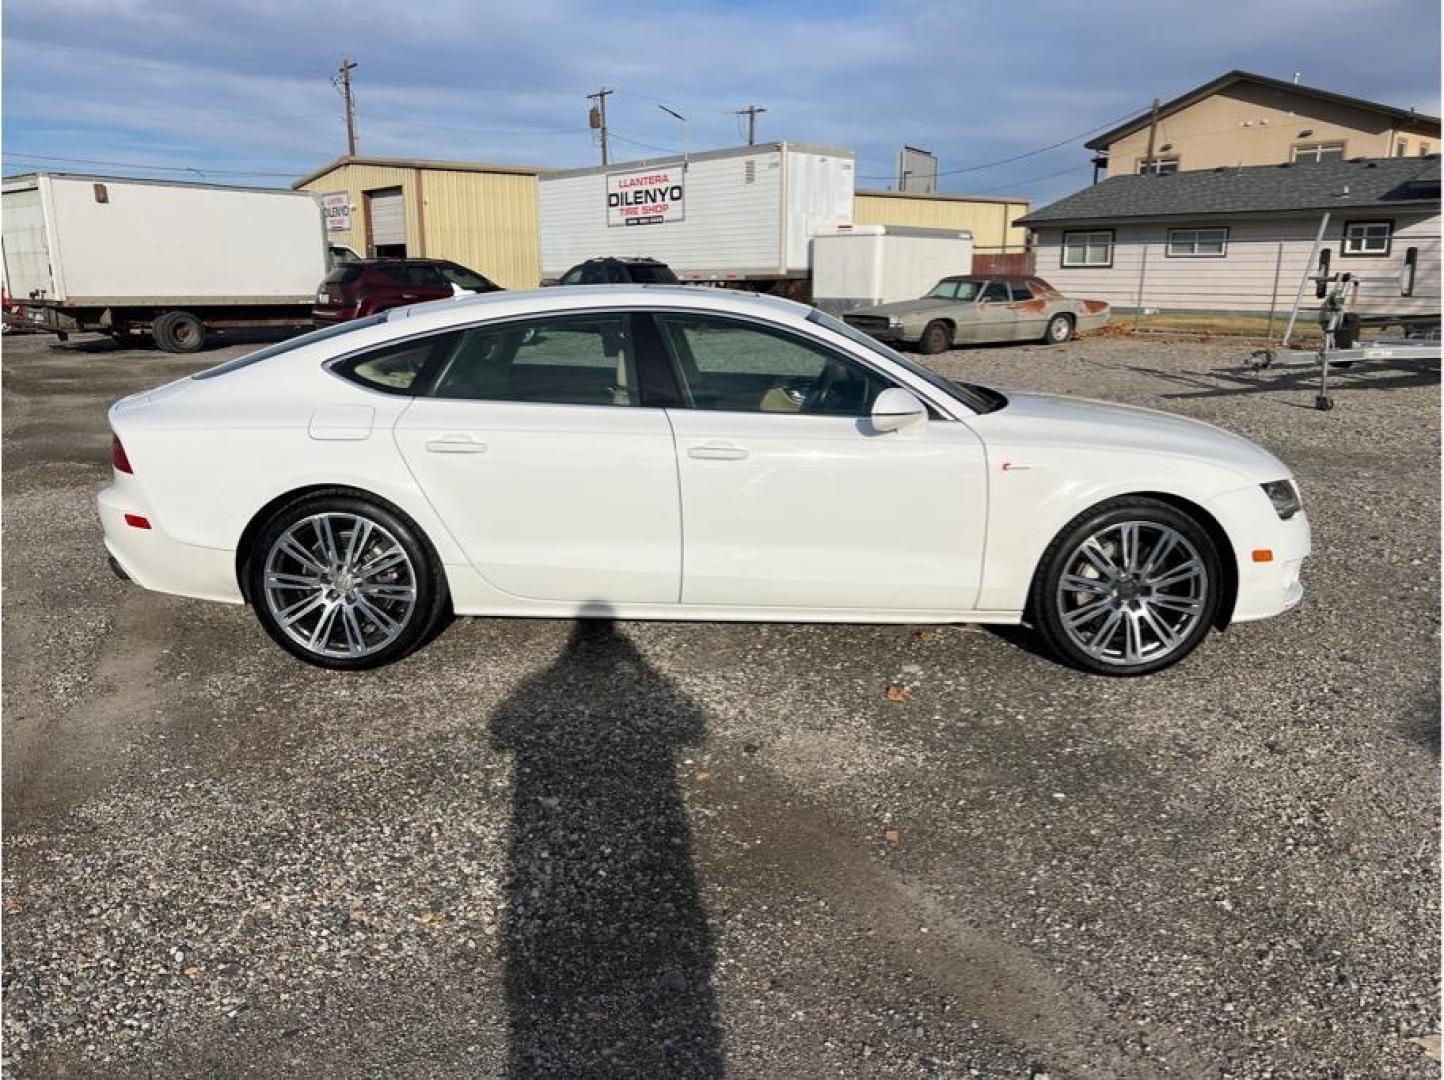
[2,151,299,177]
[976,163,1093,195]
[853,102,1153,181]
[606,130,682,156]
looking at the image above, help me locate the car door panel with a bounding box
[391,313,681,604]
[964,281,1018,344]
[395,400,680,603]
[669,411,987,610]
[649,311,988,612]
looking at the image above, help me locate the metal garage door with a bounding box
[368,188,406,250]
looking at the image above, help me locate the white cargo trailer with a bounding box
[811,224,974,314]
[2,173,332,351]
[540,142,855,291]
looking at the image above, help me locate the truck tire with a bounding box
[153,310,206,353]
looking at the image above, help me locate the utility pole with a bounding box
[737,104,767,145]
[332,58,358,156]
[1142,97,1161,175]
[588,88,613,166]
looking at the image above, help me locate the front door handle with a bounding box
[425,434,488,454]
[687,443,748,461]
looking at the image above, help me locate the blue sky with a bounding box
[3,0,1439,207]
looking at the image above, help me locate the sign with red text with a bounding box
[606,166,685,227]
[319,191,351,232]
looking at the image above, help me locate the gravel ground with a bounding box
[2,327,1438,1078]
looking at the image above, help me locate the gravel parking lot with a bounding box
[3,326,1439,1078]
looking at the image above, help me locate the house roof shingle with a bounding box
[1083,70,1441,152]
[1015,156,1440,226]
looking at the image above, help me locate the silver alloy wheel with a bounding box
[1048,315,1071,342]
[262,512,417,659]
[1055,520,1207,667]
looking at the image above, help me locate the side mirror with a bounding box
[871,387,927,432]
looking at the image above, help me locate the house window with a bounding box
[1137,157,1179,176]
[1061,229,1114,268]
[1291,141,1346,163]
[1167,227,1229,257]
[1396,139,1410,157]
[1420,141,1433,157]
[1342,220,1393,257]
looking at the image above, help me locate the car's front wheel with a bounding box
[247,493,450,669]
[918,320,953,355]
[1029,497,1221,676]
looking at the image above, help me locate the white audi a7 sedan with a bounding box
[100,286,1309,676]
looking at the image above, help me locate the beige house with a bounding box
[294,156,546,289]
[1088,71,1440,178]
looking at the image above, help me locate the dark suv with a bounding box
[557,257,679,285]
[314,259,501,325]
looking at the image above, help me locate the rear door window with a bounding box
[429,314,639,407]
[1009,281,1033,301]
[979,281,1010,302]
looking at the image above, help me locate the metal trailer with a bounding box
[539,142,856,294]
[810,224,974,315]
[1248,211,1440,410]
[2,172,332,352]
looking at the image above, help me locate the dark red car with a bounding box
[313,259,501,325]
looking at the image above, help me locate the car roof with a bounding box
[384,284,809,328]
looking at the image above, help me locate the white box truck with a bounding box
[811,224,974,314]
[540,142,855,293]
[1,173,340,352]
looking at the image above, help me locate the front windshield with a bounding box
[191,314,388,380]
[807,309,1004,415]
[925,279,982,301]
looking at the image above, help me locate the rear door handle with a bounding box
[425,434,488,454]
[687,443,748,461]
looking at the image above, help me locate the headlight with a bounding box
[1261,479,1301,520]
[889,317,903,328]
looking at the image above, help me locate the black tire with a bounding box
[918,320,953,355]
[246,492,451,670]
[152,310,206,353]
[1027,496,1221,676]
[1043,313,1074,344]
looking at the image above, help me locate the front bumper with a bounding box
[97,480,243,604]
[1206,486,1312,623]
[842,316,904,343]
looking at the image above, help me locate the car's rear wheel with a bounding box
[1029,497,1221,676]
[918,320,953,355]
[153,310,206,353]
[1043,313,1073,344]
[247,494,449,669]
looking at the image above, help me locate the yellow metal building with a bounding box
[853,189,1030,251]
[293,156,545,289]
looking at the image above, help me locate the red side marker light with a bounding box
[124,513,151,530]
[111,435,134,474]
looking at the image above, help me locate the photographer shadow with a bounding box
[489,615,724,1078]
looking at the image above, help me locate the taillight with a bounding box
[111,434,133,474]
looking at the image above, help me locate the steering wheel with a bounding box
[800,360,846,414]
